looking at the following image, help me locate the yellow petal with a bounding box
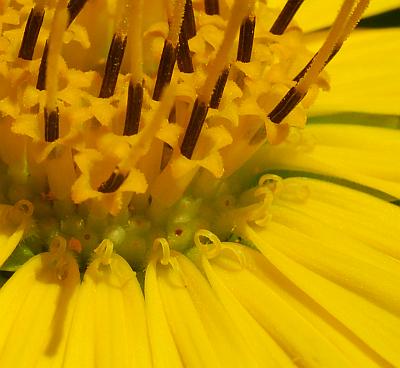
[147,246,259,367]
[0,200,33,267]
[274,177,400,259]
[201,253,296,367]
[269,1,400,33]
[206,244,353,368]
[245,226,400,367]
[309,29,400,116]
[0,249,80,366]
[247,124,400,198]
[206,243,386,368]
[145,258,183,368]
[63,240,151,368]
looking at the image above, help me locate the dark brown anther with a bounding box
[209,66,230,109]
[19,7,45,60]
[181,98,209,159]
[160,143,173,170]
[44,107,59,142]
[177,30,194,73]
[37,0,88,90]
[204,0,219,15]
[36,42,48,90]
[67,0,89,25]
[99,33,127,98]
[183,0,196,39]
[249,125,267,145]
[124,81,143,136]
[270,0,304,35]
[237,16,256,63]
[268,87,304,124]
[152,39,177,101]
[294,46,340,82]
[160,106,176,170]
[98,169,127,193]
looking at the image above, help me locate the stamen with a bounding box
[209,66,230,109]
[198,1,248,102]
[237,15,255,63]
[98,169,127,193]
[183,0,196,39]
[44,0,68,142]
[295,0,360,94]
[268,86,303,124]
[180,98,209,158]
[294,0,369,82]
[270,0,304,35]
[66,0,88,25]
[124,0,143,135]
[44,107,60,142]
[36,0,89,90]
[181,0,249,158]
[124,81,143,136]
[99,33,127,98]
[153,40,177,101]
[177,22,194,73]
[269,0,365,124]
[18,5,45,60]
[204,0,219,15]
[152,0,186,101]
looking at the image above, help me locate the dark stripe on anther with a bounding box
[37,0,88,90]
[294,46,340,82]
[268,87,304,124]
[237,16,255,63]
[181,98,209,159]
[98,170,127,193]
[204,0,219,15]
[99,33,127,98]
[249,125,266,145]
[152,39,177,101]
[67,0,89,25]
[270,0,304,35]
[44,107,59,142]
[183,0,196,39]
[209,66,230,109]
[19,7,45,60]
[36,41,48,90]
[124,81,143,136]
[177,30,194,73]
[160,143,173,170]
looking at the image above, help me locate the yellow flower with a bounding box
[0,0,399,366]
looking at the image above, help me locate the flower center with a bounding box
[0,0,367,273]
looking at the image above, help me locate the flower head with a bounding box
[0,0,399,366]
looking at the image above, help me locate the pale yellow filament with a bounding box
[198,0,250,102]
[168,0,186,47]
[339,0,370,44]
[35,0,47,11]
[128,0,143,84]
[115,0,130,35]
[46,0,68,112]
[297,0,361,94]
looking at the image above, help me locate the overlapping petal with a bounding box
[269,0,400,32]
[244,124,400,198]
[308,29,400,116]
